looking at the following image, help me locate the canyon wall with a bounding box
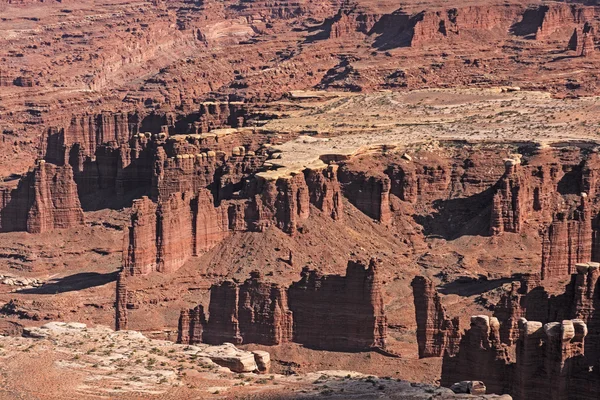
[412,260,600,399]
[541,195,593,280]
[0,161,84,233]
[178,259,387,351]
[411,276,460,358]
[288,258,387,351]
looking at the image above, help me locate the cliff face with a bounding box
[288,259,387,351]
[514,319,587,400]
[177,305,206,345]
[304,165,343,220]
[411,276,461,358]
[568,23,596,57]
[0,161,84,233]
[192,189,229,255]
[238,272,294,345]
[541,195,593,280]
[490,159,529,235]
[178,259,387,351]
[124,159,347,276]
[338,168,391,225]
[441,315,512,395]
[413,261,600,399]
[123,189,230,276]
[156,192,194,273]
[115,269,129,331]
[200,274,293,346]
[203,281,243,345]
[124,197,159,276]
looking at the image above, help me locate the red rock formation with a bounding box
[582,150,600,198]
[490,159,529,235]
[115,269,128,331]
[386,157,452,204]
[541,195,592,280]
[288,258,387,351]
[185,259,388,351]
[339,168,391,225]
[304,165,343,220]
[0,161,84,233]
[152,148,221,201]
[411,276,461,358]
[196,101,246,133]
[441,315,511,395]
[238,173,310,235]
[493,282,526,346]
[425,261,600,399]
[203,281,243,345]
[192,189,229,255]
[197,272,293,346]
[26,161,85,233]
[124,189,232,275]
[123,197,158,276]
[156,192,194,273]
[238,271,293,345]
[568,22,596,57]
[177,305,206,344]
[42,112,133,164]
[513,319,587,400]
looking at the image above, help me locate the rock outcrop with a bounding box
[177,305,206,345]
[569,23,596,57]
[288,258,387,351]
[203,281,243,345]
[490,159,528,235]
[201,272,293,346]
[338,168,391,225]
[179,259,387,352]
[513,318,587,400]
[304,165,343,220]
[0,161,84,233]
[115,269,129,331]
[414,261,600,399]
[123,197,159,276]
[124,189,230,276]
[238,272,294,345]
[441,315,512,395]
[411,276,461,358]
[541,195,592,280]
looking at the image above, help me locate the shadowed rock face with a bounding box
[0,162,84,233]
[200,272,294,346]
[411,276,461,358]
[178,259,387,351]
[288,258,388,351]
[412,262,600,399]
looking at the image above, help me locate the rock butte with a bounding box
[5,0,600,397]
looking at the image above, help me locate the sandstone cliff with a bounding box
[288,258,387,351]
[0,161,84,233]
[411,276,461,358]
[178,259,387,351]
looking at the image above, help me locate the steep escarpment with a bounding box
[412,260,600,399]
[177,259,387,351]
[0,161,84,233]
[411,276,460,358]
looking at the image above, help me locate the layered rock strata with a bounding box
[411,276,461,358]
[288,258,388,351]
[541,195,593,280]
[124,163,344,276]
[0,161,84,233]
[413,261,600,399]
[178,259,387,351]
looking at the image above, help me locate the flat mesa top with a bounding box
[256,88,600,178]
